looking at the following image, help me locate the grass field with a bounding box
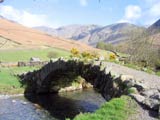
[72,96,136,120]
[0,66,40,94]
[0,47,70,62]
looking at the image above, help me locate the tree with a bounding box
[96,42,106,50]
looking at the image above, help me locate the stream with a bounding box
[0,89,106,120]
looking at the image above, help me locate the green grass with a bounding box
[156,71,160,76]
[0,66,39,94]
[71,96,136,120]
[0,47,70,62]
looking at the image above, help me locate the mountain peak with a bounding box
[147,19,160,34]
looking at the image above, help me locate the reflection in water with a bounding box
[0,89,105,120]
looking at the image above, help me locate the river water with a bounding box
[0,89,106,120]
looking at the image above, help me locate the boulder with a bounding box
[158,105,160,119]
[120,75,134,82]
[123,80,135,88]
[141,89,159,98]
[143,98,159,110]
[30,57,41,62]
[130,94,145,103]
[134,82,147,91]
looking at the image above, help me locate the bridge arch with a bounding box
[20,59,125,100]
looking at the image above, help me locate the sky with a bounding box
[0,0,160,28]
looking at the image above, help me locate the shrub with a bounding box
[81,51,92,59]
[109,53,116,61]
[70,48,80,57]
[47,51,58,59]
[96,42,115,51]
[90,51,100,59]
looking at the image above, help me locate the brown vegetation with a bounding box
[0,18,96,51]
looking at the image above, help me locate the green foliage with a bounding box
[47,51,58,59]
[156,71,160,76]
[51,71,83,88]
[96,42,115,51]
[155,59,160,70]
[70,48,100,62]
[109,53,116,61]
[96,42,106,50]
[70,48,80,57]
[127,88,137,94]
[81,51,93,59]
[73,96,136,120]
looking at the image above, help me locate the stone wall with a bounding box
[18,61,48,67]
[20,59,160,114]
[0,61,48,67]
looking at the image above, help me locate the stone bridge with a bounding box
[20,59,160,114]
[20,59,128,99]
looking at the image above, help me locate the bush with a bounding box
[109,53,116,61]
[47,51,58,59]
[70,48,80,57]
[70,48,100,61]
[81,51,92,59]
[96,42,115,51]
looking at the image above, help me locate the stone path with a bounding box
[104,62,160,120]
[104,62,160,90]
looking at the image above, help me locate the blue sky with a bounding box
[0,0,160,28]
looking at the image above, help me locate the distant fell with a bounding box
[34,23,145,46]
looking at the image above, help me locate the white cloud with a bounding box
[119,0,160,25]
[125,5,141,20]
[119,5,141,24]
[0,5,57,27]
[79,0,88,7]
[148,2,160,17]
[142,0,160,25]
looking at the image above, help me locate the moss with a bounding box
[127,87,138,94]
[156,71,160,76]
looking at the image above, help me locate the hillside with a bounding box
[0,18,95,51]
[34,23,145,46]
[147,19,160,46]
[147,19,160,34]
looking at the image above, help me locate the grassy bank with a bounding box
[72,96,136,120]
[0,47,70,62]
[0,66,39,94]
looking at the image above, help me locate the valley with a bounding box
[0,1,160,119]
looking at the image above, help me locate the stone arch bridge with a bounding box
[20,59,160,113]
[20,59,127,100]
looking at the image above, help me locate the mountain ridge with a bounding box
[34,23,145,46]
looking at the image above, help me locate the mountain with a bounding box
[0,17,95,51]
[147,19,160,46]
[34,23,145,46]
[34,24,101,45]
[147,19,160,34]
